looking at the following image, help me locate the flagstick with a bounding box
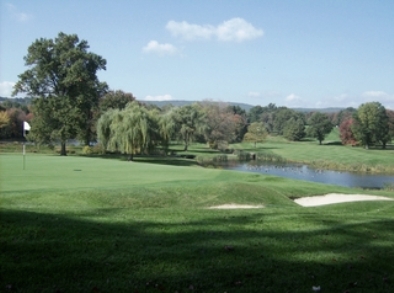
[23,143,26,170]
[22,121,31,170]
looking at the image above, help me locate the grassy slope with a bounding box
[1,153,394,292]
[233,129,394,172]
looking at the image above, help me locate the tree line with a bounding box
[1,32,393,155]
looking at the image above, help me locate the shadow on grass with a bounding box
[81,154,201,167]
[1,209,393,292]
[134,157,201,167]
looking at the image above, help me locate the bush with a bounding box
[82,145,93,155]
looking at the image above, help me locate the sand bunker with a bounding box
[294,193,394,207]
[208,204,264,209]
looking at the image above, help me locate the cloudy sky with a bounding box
[1,0,393,109]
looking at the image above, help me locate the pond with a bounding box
[225,162,394,189]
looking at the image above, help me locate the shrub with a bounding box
[82,145,93,155]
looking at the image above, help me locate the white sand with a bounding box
[294,193,394,207]
[208,203,264,209]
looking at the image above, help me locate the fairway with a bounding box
[1,154,394,292]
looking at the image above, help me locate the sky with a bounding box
[1,0,394,109]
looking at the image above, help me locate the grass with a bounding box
[1,153,394,292]
[232,132,394,173]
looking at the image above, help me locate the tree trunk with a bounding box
[60,141,67,156]
[128,154,134,161]
[319,140,322,145]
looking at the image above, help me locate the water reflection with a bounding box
[225,162,394,189]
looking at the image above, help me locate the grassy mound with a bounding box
[1,154,394,292]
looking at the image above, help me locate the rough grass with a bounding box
[1,153,394,292]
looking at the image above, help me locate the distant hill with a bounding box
[291,107,345,113]
[140,100,344,113]
[139,100,255,111]
[0,96,33,106]
[1,97,345,113]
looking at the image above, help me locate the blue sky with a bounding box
[1,0,393,109]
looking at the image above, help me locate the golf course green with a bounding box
[1,151,394,292]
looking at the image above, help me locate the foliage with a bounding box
[99,90,136,112]
[332,107,357,126]
[97,102,153,159]
[12,32,107,154]
[306,112,333,144]
[386,109,394,139]
[0,111,10,129]
[283,117,305,141]
[352,102,390,149]
[173,104,207,151]
[200,101,244,148]
[273,107,302,135]
[243,122,268,148]
[339,118,357,145]
[157,109,175,154]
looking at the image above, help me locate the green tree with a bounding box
[12,32,107,155]
[387,110,394,140]
[97,102,152,160]
[99,90,136,112]
[157,110,175,155]
[352,102,389,149]
[248,106,264,123]
[273,108,299,135]
[0,111,10,129]
[201,101,239,149]
[173,104,207,151]
[243,122,267,148]
[306,112,333,145]
[283,117,305,141]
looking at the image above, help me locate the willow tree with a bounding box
[12,32,107,155]
[173,104,207,151]
[97,102,152,160]
[158,110,175,155]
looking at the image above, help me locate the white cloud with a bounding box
[142,40,178,55]
[166,18,263,42]
[6,3,32,22]
[362,91,388,98]
[361,91,394,109]
[285,93,301,102]
[0,81,15,97]
[144,94,174,101]
[248,91,260,98]
[284,93,306,107]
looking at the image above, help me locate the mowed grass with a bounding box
[234,130,394,173]
[1,153,394,292]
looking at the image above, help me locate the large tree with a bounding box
[12,32,107,155]
[97,102,153,160]
[273,107,300,135]
[283,117,305,141]
[243,122,268,148]
[339,118,357,146]
[352,102,389,149]
[200,101,240,149]
[306,112,333,145]
[173,104,206,151]
[387,109,394,140]
[99,90,136,112]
